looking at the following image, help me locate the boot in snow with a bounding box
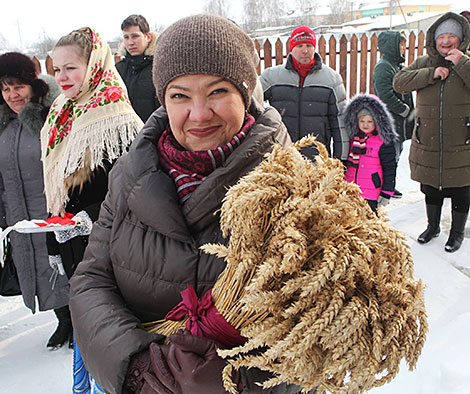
[445,210,468,253]
[418,204,442,244]
[47,305,73,349]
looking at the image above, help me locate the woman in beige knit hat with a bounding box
[69,14,299,394]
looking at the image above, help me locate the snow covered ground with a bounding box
[1,140,469,394]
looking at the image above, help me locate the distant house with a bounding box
[351,1,450,20]
[336,11,447,33]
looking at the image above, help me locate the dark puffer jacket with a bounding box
[393,12,470,188]
[373,30,415,143]
[0,75,69,312]
[69,103,305,394]
[260,54,349,160]
[116,32,160,122]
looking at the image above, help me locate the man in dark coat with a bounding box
[116,14,159,122]
[260,26,349,161]
[373,30,415,198]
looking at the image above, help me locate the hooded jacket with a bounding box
[68,102,305,394]
[373,30,415,143]
[393,12,470,189]
[0,75,69,313]
[116,32,160,122]
[260,53,349,161]
[344,94,398,201]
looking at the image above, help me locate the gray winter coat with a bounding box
[69,103,306,394]
[0,75,69,312]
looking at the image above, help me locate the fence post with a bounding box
[417,31,425,57]
[318,36,326,65]
[45,55,54,76]
[254,40,261,75]
[339,35,348,88]
[369,33,378,94]
[360,34,368,93]
[275,38,283,65]
[32,56,41,75]
[329,35,337,71]
[408,31,416,65]
[350,35,358,97]
[264,39,273,69]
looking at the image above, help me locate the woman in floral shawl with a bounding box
[40,27,142,391]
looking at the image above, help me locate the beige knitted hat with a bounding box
[153,14,258,108]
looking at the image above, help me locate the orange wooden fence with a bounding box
[38,31,427,99]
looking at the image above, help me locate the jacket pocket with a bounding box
[414,117,421,144]
[372,173,382,189]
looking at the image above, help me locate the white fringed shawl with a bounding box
[41,29,143,216]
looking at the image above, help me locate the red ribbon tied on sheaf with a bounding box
[165,285,247,348]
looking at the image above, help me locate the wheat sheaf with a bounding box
[145,136,428,394]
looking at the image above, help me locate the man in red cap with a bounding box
[260,26,348,160]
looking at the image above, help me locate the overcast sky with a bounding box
[1,0,469,50]
[2,1,210,48]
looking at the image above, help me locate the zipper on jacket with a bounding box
[438,81,445,190]
[466,116,470,145]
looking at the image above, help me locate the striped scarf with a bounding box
[158,114,255,204]
[347,130,377,168]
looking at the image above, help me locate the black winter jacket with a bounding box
[69,103,306,394]
[116,33,159,122]
[46,162,113,278]
[260,54,349,160]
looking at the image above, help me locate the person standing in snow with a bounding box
[343,94,398,213]
[65,14,322,394]
[394,12,470,252]
[260,25,349,161]
[0,52,70,348]
[373,30,415,199]
[42,26,142,390]
[116,14,160,122]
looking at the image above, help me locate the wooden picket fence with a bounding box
[37,31,427,99]
[255,30,427,97]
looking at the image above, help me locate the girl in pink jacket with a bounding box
[344,94,398,212]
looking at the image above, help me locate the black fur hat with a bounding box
[344,94,398,144]
[0,52,48,105]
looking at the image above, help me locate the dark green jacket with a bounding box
[393,12,470,188]
[373,30,415,143]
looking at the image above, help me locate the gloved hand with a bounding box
[377,193,390,207]
[124,349,152,394]
[54,210,92,243]
[143,333,239,394]
[48,254,65,290]
[48,255,65,275]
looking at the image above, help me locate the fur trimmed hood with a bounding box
[0,74,61,135]
[117,31,157,57]
[344,94,397,144]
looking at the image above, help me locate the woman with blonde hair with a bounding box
[42,26,142,389]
